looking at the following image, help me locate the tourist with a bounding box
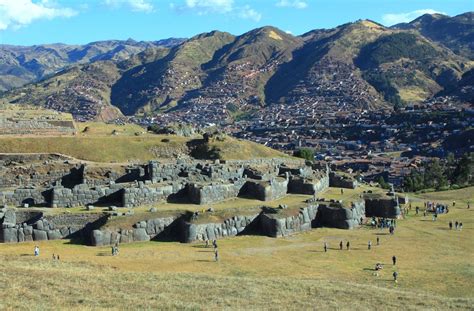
[52,253,56,260]
[459,222,463,231]
[392,255,397,265]
[339,241,343,250]
[453,201,456,207]
[34,245,39,257]
[213,239,217,249]
[346,241,350,250]
[214,249,219,262]
[468,202,470,209]
[341,188,344,195]
[205,240,209,248]
[111,246,115,256]
[455,221,459,230]
[368,241,372,250]
[393,271,398,283]
[449,221,453,230]
[415,206,419,215]
[376,236,380,246]
[324,242,328,252]
[57,255,60,261]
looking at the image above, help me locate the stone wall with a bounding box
[365,197,401,218]
[182,214,259,243]
[122,182,186,207]
[187,180,246,205]
[288,175,329,195]
[315,201,365,229]
[0,209,104,243]
[243,177,289,201]
[259,205,318,237]
[0,188,49,207]
[51,184,124,208]
[329,172,358,189]
[91,215,179,246]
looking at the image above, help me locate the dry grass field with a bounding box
[0,121,286,162]
[0,187,473,310]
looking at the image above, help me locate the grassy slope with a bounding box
[0,122,287,162]
[0,186,473,310]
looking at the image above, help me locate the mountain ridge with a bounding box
[1,12,472,121]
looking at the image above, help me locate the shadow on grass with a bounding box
[96,251,112,257]
[191,245,209,249]
[20,254,34,257]
[374,233,390,236]
[196,259,215,263]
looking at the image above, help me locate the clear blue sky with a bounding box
[1,0,473,46]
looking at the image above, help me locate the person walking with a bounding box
[339,241,343,250]
[34,245,39,257]
[324,242,328,253]
[449,221,453,230]
[346,241,350,250]
[214,249,219,262]
[392,255,397,265]
[455,221,459,230]
[393,271,398,283]
[368,241,372,250]
[459,222,463,231]
[376,236,380,246]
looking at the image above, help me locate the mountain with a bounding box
[0,38,185,91]
[392,12,474,59]
[0,13,472,121]
[1,46,170,121]
[111,31,236,115]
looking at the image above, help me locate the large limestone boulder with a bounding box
[1,228,18,243]
[33,229,48,241]
[132,228,150,242]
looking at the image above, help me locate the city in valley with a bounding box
[0,1,472,310]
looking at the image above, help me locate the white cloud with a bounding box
[276,0,307,9]
[173,0,261,22]
[0,0,77,31]
[238,5,261,22]
[382,9,445,26]
[104,0,154,13]
[182,0,233,14]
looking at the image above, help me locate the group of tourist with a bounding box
[448,221,463,231]
[425,201,449,214]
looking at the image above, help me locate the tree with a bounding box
[377,176,390,189]
[293,148,314,162]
